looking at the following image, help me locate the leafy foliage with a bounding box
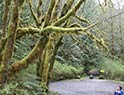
[100,58,124,81]
[12,35,38,62]
[0,81,43,95]
[57,35,102,73]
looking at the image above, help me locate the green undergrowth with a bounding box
[0,60,84,95]
[52,61,84,81]
[100,58,124,81]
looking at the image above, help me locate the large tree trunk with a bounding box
[0,0,19,87]
[0,0,26,87]
[48,35,63,80]
[39,33,63,93]
[40,33,55,91]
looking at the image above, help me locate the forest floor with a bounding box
[49,78,124,95]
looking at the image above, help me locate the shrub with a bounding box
[52,61,84,81]
[100,58,124,81]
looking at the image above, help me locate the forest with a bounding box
[0,0,124,95]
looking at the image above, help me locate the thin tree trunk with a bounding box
[2,0,11,37]
[110,9,114,58]
[118,12,123,58]
[111,22,114,57]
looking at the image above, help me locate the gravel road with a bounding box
[49,79,124,95]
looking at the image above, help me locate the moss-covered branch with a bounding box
[43,0,55,27]
[51,0,60,23]
[60,0,74,18]
[29,0,39,27]
[37,0,42,18]
[8,36,48,77]
[0,35,48,81]
[41,26,85,33]
[16,27,41,38]
[75,15,89,24]
[40,33,56,90]
[53,0,85,26]
[79,30,108,49]
[16,24,97,38]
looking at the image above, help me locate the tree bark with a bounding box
[0,0,19,87]
[0,0,26,87]
[2,0,11,37]
[48,35,63,80]
[40,33,55,92]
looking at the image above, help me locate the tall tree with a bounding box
[0,0,107,91]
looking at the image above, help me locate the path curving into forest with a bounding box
[49,79,124,95]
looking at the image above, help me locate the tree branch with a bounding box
[51,0,60,23]
[60,0,74,18]
[16,27,41,38]
[53,0,85,26]
[37,0,42,19]
[5,35,48,79]
[43,0,55,27]
[2,0,11,37]
[75,15,89,24]
[29,0,39,27]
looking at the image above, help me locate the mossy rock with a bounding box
[99,75,105,79]
[88,69,100,76]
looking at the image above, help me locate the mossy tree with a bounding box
[0,0,107,91]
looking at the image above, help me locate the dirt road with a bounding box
[49,79,124,95]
